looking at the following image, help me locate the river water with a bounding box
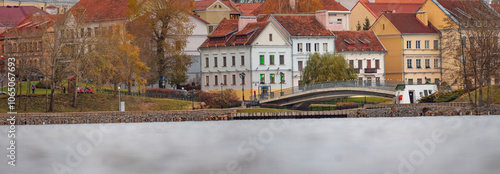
[1,116,500,174]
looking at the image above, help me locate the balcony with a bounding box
[364,68,377,73]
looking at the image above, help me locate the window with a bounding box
[270,55,275,65]
[375,59,380,69]
[223,75,227,85]
[417,78,422,84]
[208,26,214,33]
[279,55,284,65]
[434,59,439,68]
[383,24,385,30]
[435,78,440,84]
[407,59,413,68]
[280,73,285,83]
[425,59,430,68]
[205,76,209,86]
[232,75,236,85]
[367,60,371,69]
[349,60,354,68]
[205,57,209,67]
[269,34,272,41]
[260,74,265,84]
[433,40,439,50]
[87,28,92,37]
[306,43,311,52]
[358,60,362,69]
[416,59,421,68]
[323,43,328,52]
[223,57,227,67]
[80,28,84,37]
[314,43,319,52]
[406,40,412,49]
[241,56,245,65]
[337,19,342,23]
[242,75,245,85]
[408,79,413,85]
[270,74,275,84]
[260,55,265,65]
[426,78,431,84]
[232,56,235,66]
[416,40,421,49]
[214,75,218,85]
[298,43,303,52]
[298,61,303,71]
[425,40,430,49]
[214,57,218,67]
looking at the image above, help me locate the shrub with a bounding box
[197,89,241,108]
[35,81,51,89]
[336,102,360,110]
[418,89,468,103]
[145,88,187,96]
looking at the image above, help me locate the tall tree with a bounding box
[356,21,362,31]
[301,53,357,85]
[363,17,370,30]
[128,0,194,88]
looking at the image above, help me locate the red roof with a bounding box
[190,14,210,24]
[272,15,333,36]
[71,0,130,22]
[322,0,349,11]
[361,0,425,3]
[0,6,48,27]
[200,19,270,47]
[333,31,386,52]
[382,13,437,33]
[221,0,242,14]
[0,14,56,37]
[235,3,263,16]
[436,0,499,25]
[362,2,422,17]
[492,4,500,13]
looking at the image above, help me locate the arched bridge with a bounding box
[260,81,396,110]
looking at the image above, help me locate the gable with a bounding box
[419,0,458,30]
[252,23,289,46]
[208,1,230,11]
[371,15,401,36]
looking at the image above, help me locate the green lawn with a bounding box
[0,93,197,113]
[453,85,500,104]
[236,108,296,113]
[318,97,392,105]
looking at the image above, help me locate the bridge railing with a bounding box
[270,80,400,99]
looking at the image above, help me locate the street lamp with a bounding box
[220,83,224,109]
[279,72,284,96]
[239,72,245,101]
[118,86,121,111]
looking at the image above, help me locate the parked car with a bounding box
[77,87,94,94]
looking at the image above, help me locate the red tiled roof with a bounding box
[361,0,425,3]
[200,19,270,47]
[235,3,263,15]
[0,6,48,27]
[322,0,349,11]
[333,30,386,52]
[221,0,242,14]
[363,2,422,17]
[272,15,333,36]
[0,14,55,37]
[71,0,130,22]
[194,0,217,10]
[436,0,499,25]
[383,13,437,33]
[492,4,500,13]
[190,13,210,24]
[209,18,238,37]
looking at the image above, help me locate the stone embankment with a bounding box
[0,110,235,125]
[1,104,498,125]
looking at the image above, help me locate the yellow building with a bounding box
[193,0,242,24]
[372,12,441,84]
[350,1,422,31]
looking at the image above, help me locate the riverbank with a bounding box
[1,104,499,125]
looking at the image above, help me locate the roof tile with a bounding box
[272,15,333,36]
[71,0,130,22]
[383,13,437,33]
[333,30,386,52]
[363,2,422,17]
[0,6,48,27]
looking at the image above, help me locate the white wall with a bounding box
[291,37,336,87]
[340,51,386,85]
[186,15,209,85]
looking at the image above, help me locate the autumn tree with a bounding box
[128,0,195,88]
[254,0,323,15]
[301,53,357,85]
[441,1,500,108]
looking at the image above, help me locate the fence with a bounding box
[101,89,197,102]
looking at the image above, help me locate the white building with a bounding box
[333,30,386,85]
[199,16,292,100]
[269,14,336,87]
[185,14,211,85]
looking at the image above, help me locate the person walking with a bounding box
[31,85,35,94]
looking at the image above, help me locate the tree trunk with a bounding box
[72,68,79,108]
[49,87,55,112]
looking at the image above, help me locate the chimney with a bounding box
[416,11,428,26]
[238,16,257,31]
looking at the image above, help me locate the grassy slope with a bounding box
[453,85,500,104]
[0,93,197,113]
